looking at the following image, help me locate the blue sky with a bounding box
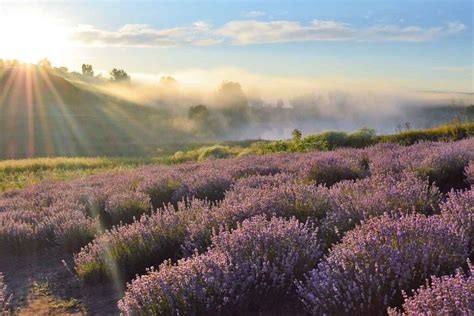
[0,0,472,93]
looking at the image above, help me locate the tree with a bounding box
[466,105,474,121]
[292,128,302,143]
[37,58,52,69]
[110,68,130,82]
[214,81,249,128]
[188,104,210,121]
[82,64,94,77]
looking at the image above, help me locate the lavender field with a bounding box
[0,138,472,315]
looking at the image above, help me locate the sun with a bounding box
[0,9,71,64]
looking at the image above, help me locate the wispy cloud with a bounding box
[71,21,221,47]
[244,10,267,18]
[218,20,466,44]
[70,19,466,47]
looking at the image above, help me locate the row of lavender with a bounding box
[1,139,473,314]
[119,197,473,315]
[77,169,472,314]
[1,139,472,253]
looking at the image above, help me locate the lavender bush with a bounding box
[296,214,469,315]
[368,138,474,192]
[388,263,474,315]
[416,139,473,192]
[300,152,368,186]
[76,180,330,281]
[440,188,474,256]
[321,171,442,245]
[74,199,211,282]
[118,216,322,315]
[0,273,10,314]
[466,161,474,185]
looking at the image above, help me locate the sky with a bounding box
[0,0,472,94]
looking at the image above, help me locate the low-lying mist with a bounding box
[0,61,472,159]
[99,68,473,140]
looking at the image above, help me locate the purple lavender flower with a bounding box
[440,188,474,255]
[0,273,11,314]
[74,199,211,282]
[466,161,474,186]
[321,171,442,246]
[388,262,474,315]
[296,214,469,314]
[118,216,322,315]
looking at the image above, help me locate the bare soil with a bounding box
[0,250,120,315]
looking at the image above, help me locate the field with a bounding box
[2,122,471,194]
[0,157,165,193]
[0,137,473,315]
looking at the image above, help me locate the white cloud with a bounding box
[70,19,466,47]
[245,10,267,18]
[218,20,467,44]
[70,21,218,47]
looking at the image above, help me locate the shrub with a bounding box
[0,203,97,253]
[74,200,211,282]
[0,272,11,314]
[347,127,377,148]
[466,161,474,185]
[416,140,473,192]
[103,191,151,226]
[183,181,331,254]
[321,172,442,246]
[296,214,469,315]
[388,263,474,315]
[136,170,181,209]
[368,138,474,192]
[223,156,281,179]
[220,181,330,224]
[440,189,474,256]
[231,172,294,190]
[197,145,232,161]
[173,168,233,203]
[118,216,322,315]
[301,153,368,186]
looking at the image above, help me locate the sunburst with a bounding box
[0,9,70,64]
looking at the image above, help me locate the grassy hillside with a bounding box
[1,63,472,160]
[0,64,195,159]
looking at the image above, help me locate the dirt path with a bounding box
[0,250,120,315]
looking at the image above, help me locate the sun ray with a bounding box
[37,67,92,155]
[31,66,55,156]
[25,66,36,157]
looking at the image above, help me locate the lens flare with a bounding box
[0,9,70,64]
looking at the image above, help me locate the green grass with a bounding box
[0,156,166,193]
[169,122,474,163]
[379,121,474,145]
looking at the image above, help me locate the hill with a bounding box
[0,65,193,159]
[0,63,472,160]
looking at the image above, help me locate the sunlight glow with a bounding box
[0,10,70,64]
